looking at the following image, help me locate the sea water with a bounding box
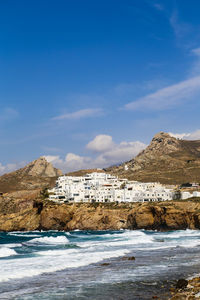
[1,229,200,299]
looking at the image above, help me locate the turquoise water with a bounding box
[1,229,200,299]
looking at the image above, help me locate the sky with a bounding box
[1,0,200,174]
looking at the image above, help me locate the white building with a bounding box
[193,191,200,197]
[48,172,175,203]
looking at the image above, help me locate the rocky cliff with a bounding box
[0,199,200,232]
[106,132,200,184]
[0,157,62,193]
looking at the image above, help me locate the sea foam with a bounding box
[0,247,17,258]
[26,236,69,245]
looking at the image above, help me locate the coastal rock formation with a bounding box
[127,204,190,230]
[0,157,62,193]
[170,276,200,299]
[106,132,200,184]
[1,200,200,232]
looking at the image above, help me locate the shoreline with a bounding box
[1,229,200,299]
[169,276,200,299]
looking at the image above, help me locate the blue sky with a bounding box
[1,0,200,173]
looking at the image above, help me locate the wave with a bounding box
[3,243,22,248]
[9,233,40,238]
[26,236,69,245]
[0,248,130,282]
[180,240,200,248]
[157,229,200,239]
[2,229,200,284]
[37,249,79,256]
[0,247,17,258]
[77,230,153,249]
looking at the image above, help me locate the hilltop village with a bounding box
[48,172,200,203]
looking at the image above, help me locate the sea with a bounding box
[0,229,200,299]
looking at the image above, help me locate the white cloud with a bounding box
[191,48,200,56]
[0,108,19,122]
[86,135,114,152]
[0,161,26,176]
[169,10,191,40]
[124,75,200,111]
[45,155,62,164]
[189,47,200,76]
[52,108,103,121]
[65,153,92,170]
[169,129,200,140]
[93,141,146,167]
[45,135,146,173]
[153,3,164,11]
[45,153,92,172]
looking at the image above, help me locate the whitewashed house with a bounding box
[48,172,175,204]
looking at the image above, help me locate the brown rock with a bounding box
[40,205,73,230]
[0,208,40,231]
[176,279,188,290]
[0,200,200,232]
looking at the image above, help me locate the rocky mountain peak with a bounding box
[0,157,63,193]
[152,131,171,142]
[106,131,200,184]
[22,156,62,177]
[146,131,180,155]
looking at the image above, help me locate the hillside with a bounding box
[0,157,62,193]
[106,132,200,184]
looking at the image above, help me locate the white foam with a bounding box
[65,232,71,236]
[0,248,129,282]
[3,243,22,248]
[8,231,42,234]
[0,247,17,258]
[9,233,40,238]
[2,229,200,284]
[180,240,200,248]
[77,230,153,248]
[26,236,69,245]
[158,229,200,239]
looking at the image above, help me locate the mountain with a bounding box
[0,157,62,193]
[106,132,200,184]
[19,156,62,178]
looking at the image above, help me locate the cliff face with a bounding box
[106,132,200,184]
[0,199,200,232]
[0,157,62,193]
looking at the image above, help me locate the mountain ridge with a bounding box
[0,157,62,193]
[106,132,200,184]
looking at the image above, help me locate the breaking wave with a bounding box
[0,247,17,258]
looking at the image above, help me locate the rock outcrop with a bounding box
[1,200,200,232]
[106,132,200,184]
[20,156,62,178]
[170,276,200,299]
[0,157,62,193]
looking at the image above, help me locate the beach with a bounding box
[0,229,200,299]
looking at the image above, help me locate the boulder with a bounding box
[176,279,188,290]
